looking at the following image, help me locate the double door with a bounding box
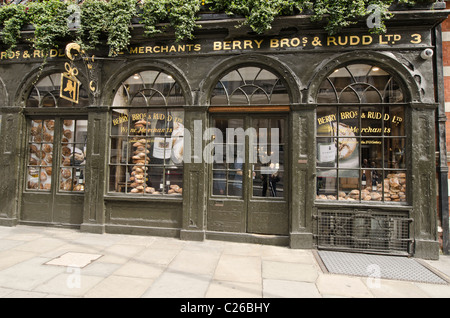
[208,115,289,235]
[21,117,88,226]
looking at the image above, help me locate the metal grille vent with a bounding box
[316,250,449,285]
[316,210,413,255]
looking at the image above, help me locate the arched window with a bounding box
[317,64,404,104]
[315,64,407,204]
[25,73,89,193]
[26,73,89,108]
[109,70,185,196]
[210,66,289,105]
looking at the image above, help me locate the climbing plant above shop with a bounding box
[0,0,441,56]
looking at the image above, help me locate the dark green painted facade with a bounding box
[0,9,448,260]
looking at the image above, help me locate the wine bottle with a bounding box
[372,171,378,191]
[361,170,366,187]
[317,120,336,167]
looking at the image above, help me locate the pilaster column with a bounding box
[289,104,316,249]
[80,106,109,234]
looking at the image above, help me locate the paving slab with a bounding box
[206,280,262,298]
[132,247,180,265]
[96,244,145,264]
[0,257,65,291]
[263,279,321,298]
[84,275,153,298]
[113,261,166,279]
[168,250,221,276]
[213,254,261,284]
[0,250,37,271]
[33,272,104,297]
[316,274,374,298]
[141,269,211,298]
[262,261,319,283]
[365,279,430,298]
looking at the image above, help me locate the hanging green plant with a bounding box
[76,0,109,52]
[106,0,136,56]
[27,0,70,54]
[140,0,202,42]
[0,0,432,56]
[208,0,312,34]
[0,3,29,51]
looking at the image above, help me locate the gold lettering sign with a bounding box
[60,62,80,104]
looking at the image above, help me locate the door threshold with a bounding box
[205,231,289,246]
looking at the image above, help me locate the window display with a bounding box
[316,64,407,203]
[27,120,54,191]
[59,119,87,192]
[109,70,185,196]
[26,119,87,192]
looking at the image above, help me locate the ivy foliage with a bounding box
[0,3,28,50]
[141,0,203,41]
[27,0,70,53]
[0,0,433,56]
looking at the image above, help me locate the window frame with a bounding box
[107,70,186,198]
[315,63,409,205]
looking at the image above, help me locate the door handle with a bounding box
[248,170,251,178]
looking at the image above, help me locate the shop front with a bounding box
[0,9,447,259]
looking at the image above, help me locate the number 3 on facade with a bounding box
[410,34,422,44]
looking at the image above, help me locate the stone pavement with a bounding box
[0,225,449,299]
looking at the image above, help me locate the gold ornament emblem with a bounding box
[60,62,80,103]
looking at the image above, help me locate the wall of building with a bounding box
[441,1,450,250]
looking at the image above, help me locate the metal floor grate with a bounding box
[315,250,449,285]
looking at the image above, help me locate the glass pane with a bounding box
[317,78,337,103]
[385,138,406,169]
[166,168,183,195]
[227,179,243,197]
[316,169,337,200]
[213,169,227,196]
[111,110,129,136]
[27,120,54,191]
[170,136,184,165]
[338,170,360,201]
[361,106,383,136]
[339,87,361,103]
[230,90,251,105]
[384,171,407,203]
[60,119,87,193]
[254,168,283,198]
[338,137,359,168]
[327,67,352,94]
[339,106,359,135]
[167,109,184,135]
[385,105,405,136]
[110,137,127,164]
[109,165,127,193]
[146,166,164,194]
[228,153,244,197]
[361,139,382,168]
[317,137,337,168]
[151,137,172,164]
[129,164,147,194]
[26,167,40,190]
[317,106,337,136]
